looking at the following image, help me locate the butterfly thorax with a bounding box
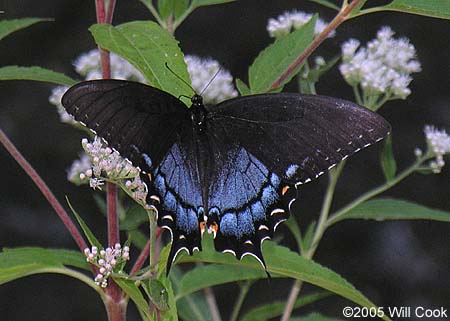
[190,94,208,132]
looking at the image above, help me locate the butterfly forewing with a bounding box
[208,93,391,185]
[62,80,189,171]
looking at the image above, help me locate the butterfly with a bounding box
[62,79,391,274]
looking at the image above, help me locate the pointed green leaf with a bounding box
[170,265,211,321]
[0,66,76,85]
[336,198,450,222]
[176,264,266,298]
[235,78,250,96]
[249,15,316,93]
[89,21,192,102]
[0,18,52,41]
[114,278,151,320]
[66,196,102,249]
[290,312,343,321]
[307,0,340,11]
[380,136,397,181]
[285,215,303,252]
[240,292,331,321]
[381,0,450,20]
[178,241,391,321]
[0,247,89,285]
[191,0,236,8]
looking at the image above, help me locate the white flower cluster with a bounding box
[49,50,146,124]
[340,26,421,100]
[267,10,334,38]
[185,55,238,104]
[74,49,146,82]
[49,85,76,125]
[84,243,130,288]
[67,137,147,203]
[423,125,450,173]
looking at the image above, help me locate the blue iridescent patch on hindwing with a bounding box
[148,143,204,273]
[208,148,290,265]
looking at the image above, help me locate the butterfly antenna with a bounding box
[200,64,224,96]
[165,62,196,94]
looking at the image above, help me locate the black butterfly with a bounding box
[62,79,390,273]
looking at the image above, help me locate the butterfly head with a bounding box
[190,94,207,131]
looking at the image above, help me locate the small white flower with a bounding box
[48,86,77,124]
[267,10,335,38]
[67,153,92,184]
[74,137,148,203]
[184,55,238,104]
[74,49,146,82]
[84,244,130,288]
[340,26,421,101]
[423,125,450,172]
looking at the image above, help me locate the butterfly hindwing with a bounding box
[150,122,204,273]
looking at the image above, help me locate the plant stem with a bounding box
[280,161,345,321]
[147,209,158,270]
[105,0,117,23]
[229,281,253,321]
[308,161,346,254]
[204,286,223,321]
[107,183,119,245]
[280,280,304,321]
[0,128,88,251]
[327,154,430,226]
[269,0,364,90]
[94,1,126,320]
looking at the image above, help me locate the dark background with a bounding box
[1,0,449,320]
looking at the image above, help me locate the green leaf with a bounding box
[0,247,89,285]
[290,312,343,321]
[337,198,450,222]
[380,136,397,181]
[0,18,52,41]
[143,279,170,311]
[120,205,148,231]
[235,78,250,96]
[381,0,450,20]
[301,220,317,253]
[285,215,303,253]
[158,276,179,321]
[158,0,189,19]
[178,241,391,321]
[170,265,211,321]
[66,196,103,249]
[0,66,76,85]
[240,292,331,321]
[191,0,236,8]
[176,264,267,298]
[89,21,192,101]
[307,0,340,11]
[114,278,151,320]
[249,15,316,93]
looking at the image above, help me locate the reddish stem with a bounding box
[107,183,119,245]
[105,0,117,24]
[0,128,88,251]
[269,0,364,90]
[130,228,163,275]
